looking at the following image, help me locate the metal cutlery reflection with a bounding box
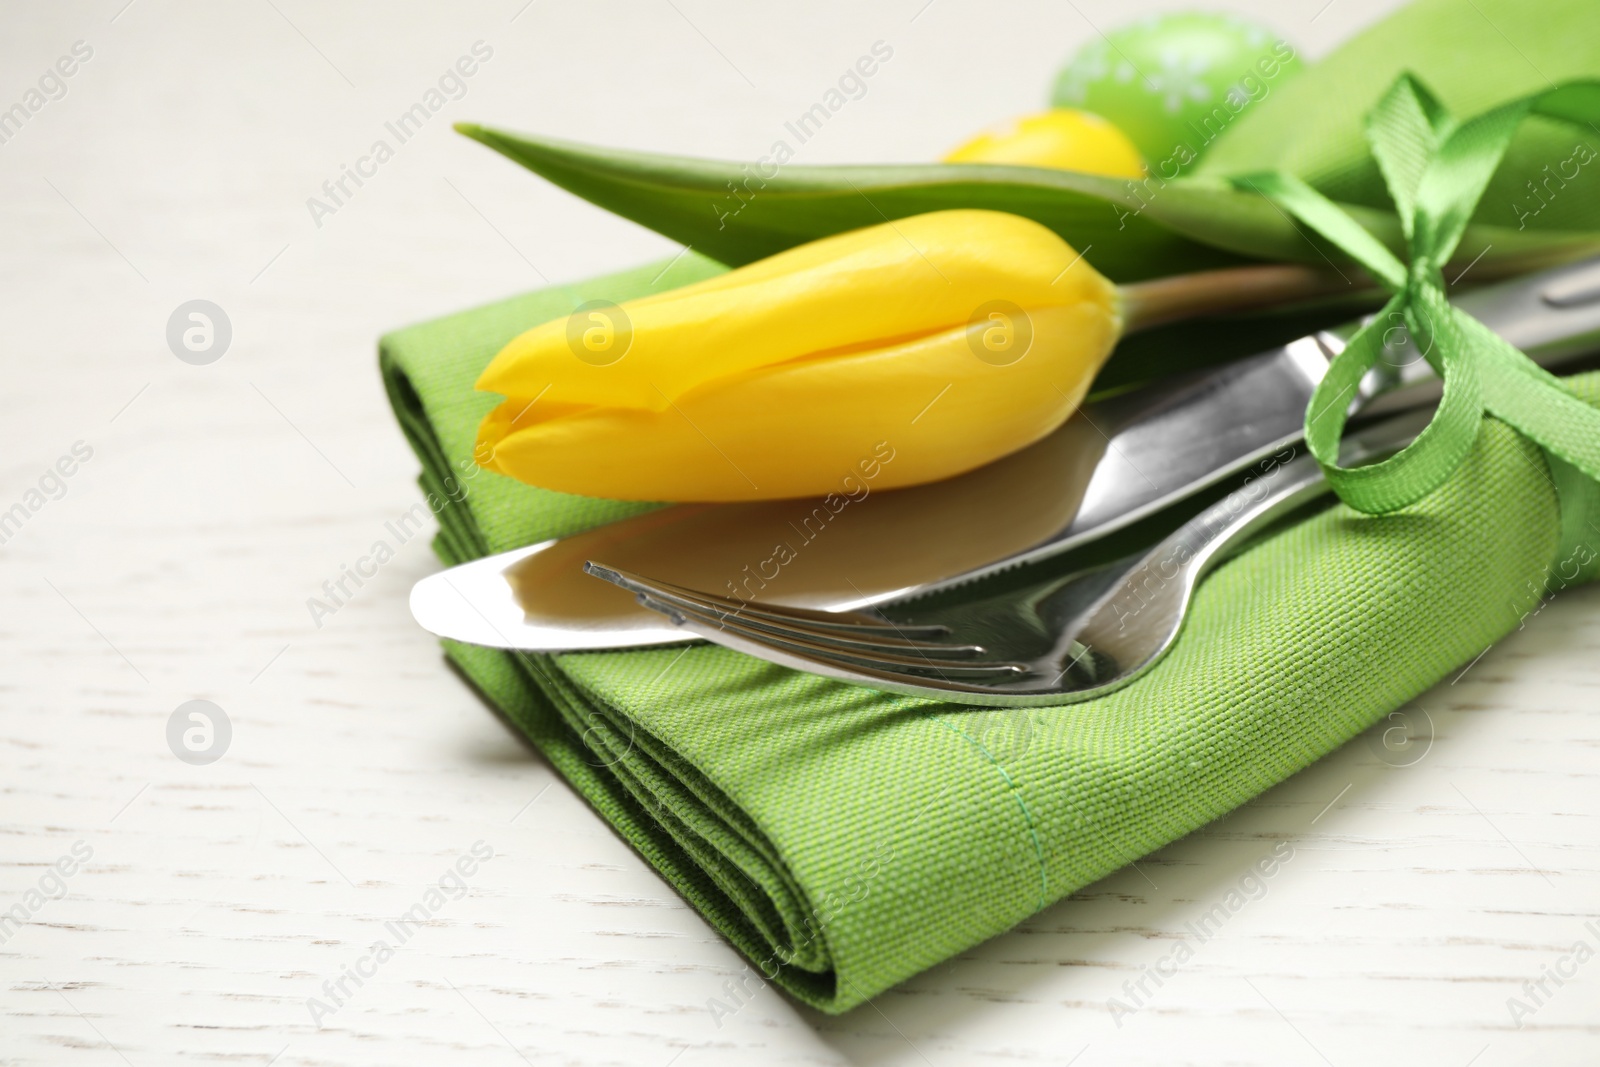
[587,408,1433,706]
[410,254,1600,653]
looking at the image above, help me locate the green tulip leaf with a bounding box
[454,0,1600,281]
[454,124,1244,282]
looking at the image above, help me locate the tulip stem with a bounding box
[1119,263,1370,333]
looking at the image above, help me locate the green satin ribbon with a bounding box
[1236,74,1600,517]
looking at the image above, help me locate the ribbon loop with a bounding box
[1234,73,1600,516]
[1365,74,1454,241]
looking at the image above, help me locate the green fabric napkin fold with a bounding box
[380,254,1600,1013]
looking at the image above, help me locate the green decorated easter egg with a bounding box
[1050,12,1302,168]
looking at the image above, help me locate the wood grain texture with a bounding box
[1,1,1596,1064]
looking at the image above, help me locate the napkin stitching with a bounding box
[927,714,1047,911]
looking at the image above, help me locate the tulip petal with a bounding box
[475,210,1114,413]
[478,301,1120,501]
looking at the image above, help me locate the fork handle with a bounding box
[1084,407,1434,675]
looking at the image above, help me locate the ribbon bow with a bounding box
[1238,74,1600,516]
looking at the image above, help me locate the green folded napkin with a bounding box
[380,254,1600,1013]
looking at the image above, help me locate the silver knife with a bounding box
[411,255,1600,652]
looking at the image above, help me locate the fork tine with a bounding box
[587,562,968,653]
[634,592,1031,677]
[644,587,987,658]
[585,562,952,638]
[639,591,991,663]
[628,592,1018,693]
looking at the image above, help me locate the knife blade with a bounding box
[410,254,1600,652]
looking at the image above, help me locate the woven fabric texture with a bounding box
[379,254,1600,1013]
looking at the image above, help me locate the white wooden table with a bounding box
[4,1,1598,1063]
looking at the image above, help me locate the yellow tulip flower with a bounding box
[474,209,1338,502]
[475,209,1121,501]
[944,109,1145,178]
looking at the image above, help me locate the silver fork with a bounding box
[586,408,1431,707]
